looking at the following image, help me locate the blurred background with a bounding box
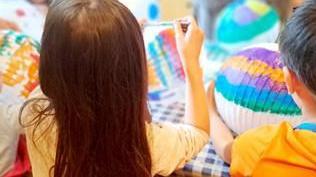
[119,0,193,22]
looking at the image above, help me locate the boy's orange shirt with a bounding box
[230,122,316,177]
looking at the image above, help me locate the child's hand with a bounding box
[176,17,209,134]
[0,18,20,31]
[174,17,204,72]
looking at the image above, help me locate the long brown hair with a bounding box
[23,0,152,176]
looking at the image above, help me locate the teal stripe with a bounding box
[296,123,316,132]
[216,9,279,43]
[216,75,301,115]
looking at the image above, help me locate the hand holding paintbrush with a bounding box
[142,19,190,33]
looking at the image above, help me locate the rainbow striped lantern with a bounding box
[215,44,303,134]
[214,0,280,52]
[0,30,40,104]
[146,28,185,101]
[203,0,281,83]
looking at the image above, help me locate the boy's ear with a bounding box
[283,67,299,94]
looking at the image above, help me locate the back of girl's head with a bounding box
[39,0,151,176]
[280,0,316,95]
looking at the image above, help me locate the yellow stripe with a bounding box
[148,62,161,88]
[221,56,284,83]
[247,0,270,16]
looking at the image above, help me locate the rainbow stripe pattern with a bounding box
[216,47,301,115]
[214,46,302,134]
[146,28,185,91]
[0,30,40,104]
[203,0,280,83]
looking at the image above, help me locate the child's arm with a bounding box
[207,81,234,163]
[175,17,210,135]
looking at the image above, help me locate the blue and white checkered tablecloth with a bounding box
[149,101,230,177]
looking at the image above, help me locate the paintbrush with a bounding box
[143,21,190,33]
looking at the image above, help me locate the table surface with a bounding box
[149,101,230,177]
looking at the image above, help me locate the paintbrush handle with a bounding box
[144,21,190,33]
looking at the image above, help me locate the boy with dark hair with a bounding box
[208,0,316,176]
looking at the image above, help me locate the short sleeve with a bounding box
[230,124,279,176]
[147,122,209,176]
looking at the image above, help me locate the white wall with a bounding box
[119,0,193,21]
[159,0,193,20]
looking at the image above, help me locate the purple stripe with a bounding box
[236,48,283,68]
[220,67,288,93]
[234,6,259,25]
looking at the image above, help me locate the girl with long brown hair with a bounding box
[19,0,210,177]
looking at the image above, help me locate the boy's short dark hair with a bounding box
[280,0,316,94]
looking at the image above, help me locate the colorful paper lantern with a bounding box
[214,0,280,52]
[147,28,184,88]
[144,27,185,101]
[215,44,303,134]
